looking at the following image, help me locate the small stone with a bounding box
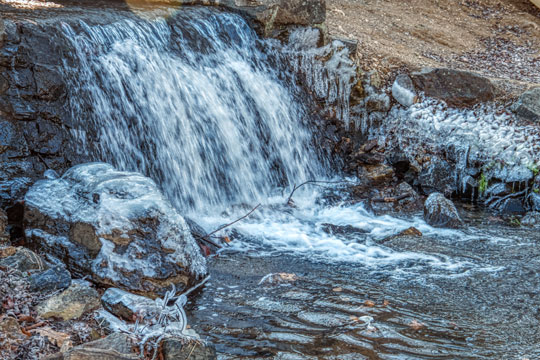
[0,247,46,273]
[161,338,217,360]
[522,212,540,228]
[28,265,71,293]
[392,74,417,107]
[396,227,423,237]
[512,87,540,123]
[101,288,160,322]
[37,284,100,321]
[424,193,463,228]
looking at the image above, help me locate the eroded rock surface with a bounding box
[37,283,100,321]
[24,163,207,297]
[512,87,540,122]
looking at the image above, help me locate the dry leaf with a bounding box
[383,300,390,306]
[332,287,343,292]
[409,320,425,331]
[364,300,375,307]
[223,236,231,244]
[32,327,70,347]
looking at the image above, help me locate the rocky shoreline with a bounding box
[1,0,540,359]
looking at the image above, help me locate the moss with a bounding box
[479,173,488,194]
[528,163,540,177]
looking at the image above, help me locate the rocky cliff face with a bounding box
[0,18,81,209]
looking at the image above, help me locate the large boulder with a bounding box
[24,163,206,297]
[423,193,463,228]
[512,87,540,123]
[160,0,325,35]
[411,68,495,107]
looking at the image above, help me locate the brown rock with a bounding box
[411,68,495,107]
[37,284,100,321]
[361,164,394,184]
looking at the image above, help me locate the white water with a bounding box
[60,8,507,275]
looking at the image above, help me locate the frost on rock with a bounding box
[24,163,206,297]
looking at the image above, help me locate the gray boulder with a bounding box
[37,283,100,321]
[411,68,495,107]
[512,87,540,123]
[424,193,463,228]
[101,288,160,322]
[24,163,206,298]
[28,265,71,293]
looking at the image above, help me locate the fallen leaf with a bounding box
[222,236,231,244]
[332,287,343,292]
[409,320,425,331]
[383,300,390,306]
[364,300,375,307]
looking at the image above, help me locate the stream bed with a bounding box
[188,201,540,359]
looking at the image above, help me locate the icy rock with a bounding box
[101,287,160,322]
[24,163,206,297]
[424,193,463,228]
[512,87,540,123]
[37,283,100,321]
[529,192,540,212]
[411,68,495,107]
[522,212,540,228]
[392,74,417,107]
[28,265,71,293]
[161,338,217,360]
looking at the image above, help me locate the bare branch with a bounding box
[201,203,261,241]
[286,180,355,205]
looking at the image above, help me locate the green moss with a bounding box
[509,216,521,227]
[479,173,488,194]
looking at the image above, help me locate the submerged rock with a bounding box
[37,283,100,321]
[512,87,540,123]
[411,68,495,107]
[24,163,207,297]
[521,212,540,228]
[423,193,463,228]
[161,338,217,360]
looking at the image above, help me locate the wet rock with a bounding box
[24,163,207,297]
[512,87,540,123]
[0,247,46,273]
[417,159,455,196]
[50,333,138,360]
[529,192,540,211]
[522,212,540,227]
[28,265,71,293]
[397,227,423,237]
[37,283,100,321]
[33,64,65,101]
[161,338,217,360]
[411,68,495,107]
[359,164,394,184]
[321,223,367,236]
[392,74,417,107]
[101,288,159,322]
[423,193,463,228]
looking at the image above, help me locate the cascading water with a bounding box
[60,7,490,271]
[62,8,327,212]
[50,6,540,359]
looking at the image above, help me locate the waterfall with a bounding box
[61,8,328,212]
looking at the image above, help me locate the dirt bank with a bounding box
[327,0,540,87]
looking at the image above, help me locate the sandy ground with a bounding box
[327,0,540,86]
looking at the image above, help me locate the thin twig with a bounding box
[193,234,222,249]
[201,204,261,240]
[370,193,412,203]
[286,180,355,205]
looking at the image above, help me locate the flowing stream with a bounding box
[60,7,540,359]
